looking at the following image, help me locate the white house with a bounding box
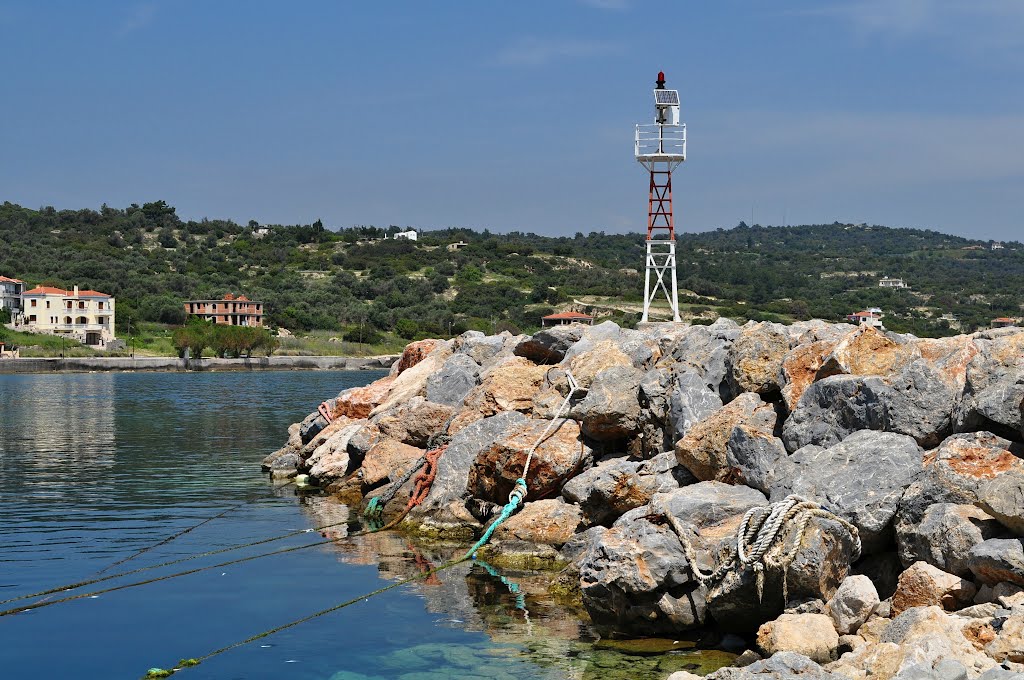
[879,277,908,289]
[0,275,25,318]
[392,230,418,241]
[847,309,884,329]
[19,285,117,347]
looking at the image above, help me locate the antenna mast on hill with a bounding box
[635,70,685,323]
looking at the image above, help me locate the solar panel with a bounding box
[654,89,679,106]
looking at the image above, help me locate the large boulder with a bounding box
[564,339,634,389]
[827,574,879,635]
[968,539,1024,587]
[698,652,849,679]
[371,342,453,416]
[569,365,644,441]
[561,455,683,527]
[468,417,592,503]
[360,439,423,489]
[305,419,361,484]
[779,339,836,413]
[891,561,977,616]
[896,503,1003,577]
[659,318,740,398]
[424,353,480,406]
[492,498,582,547]
[782,362,957,451]
[413,411,528,517]
[334,375,396,419]
[728,321,791,395]
[298,410,328,445]
[956,329,1024,435]
[460,356,548,416]
[456,331,517,366]
[725,424,789,495]
[895,432,1024,559]
[513,325,585,364]
[675,392,777,482]
[977,466,1024,535]
[392,338,444,374]
[814,325,918,379]
[372,397,455,448]
[755,613,840,664]
[668,370,724,443]
[770,430,924,553]
[579,482,766,635]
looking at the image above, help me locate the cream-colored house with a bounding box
[20,285,116,347]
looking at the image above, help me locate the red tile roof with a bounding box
[542,311,594,320]
[849,311,880,318]
[23,286,111,298]
[993,317,1016,323]
[0,275,23,283]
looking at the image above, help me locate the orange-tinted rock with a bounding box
[462,357,548,417]
[816,326,917,380]
[675,392,777,482]
[394,339,444,375]
[780,339,834,412]
[891,561,976,616]
[468,417,591,502]
[334,375,395,419]
[566,340,633,389]
[493,498,583,546]
[361,439,424,488]
[373,397,455,448]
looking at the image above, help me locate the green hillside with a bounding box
[1,200,1021,340]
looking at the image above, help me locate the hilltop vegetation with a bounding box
[0,200,1021,339]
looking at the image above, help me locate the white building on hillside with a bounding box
[879,277,908,289]
[19,285,117,347]
[0,275,25,319]
[847,309,884,329]
[393,230,418,241]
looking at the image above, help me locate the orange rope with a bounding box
[376,444,447,532]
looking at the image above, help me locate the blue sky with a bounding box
[2,1,1022,240]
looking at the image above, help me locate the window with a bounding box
[30,299,37,307]
[46,300,51,309]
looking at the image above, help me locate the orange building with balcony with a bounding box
[184,294,264,327]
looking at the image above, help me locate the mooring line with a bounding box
[0,516,348,608]
[142,556,472,678]
[0,534,351,618]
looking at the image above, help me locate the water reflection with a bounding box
[299,495,737,679]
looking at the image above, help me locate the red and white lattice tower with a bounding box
[635,71,686,322]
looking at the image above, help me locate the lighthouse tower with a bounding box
[635,71,686,323]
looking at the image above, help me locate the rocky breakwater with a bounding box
[264,321,1024,679]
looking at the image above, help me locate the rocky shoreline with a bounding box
[264,320,1024,679]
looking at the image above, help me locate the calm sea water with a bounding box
[0,371,730,680]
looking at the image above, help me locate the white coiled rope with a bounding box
[657,494,862,601]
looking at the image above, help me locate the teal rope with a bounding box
[476,558,526,609]
[462,478,527,561]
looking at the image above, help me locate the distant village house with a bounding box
[991,317,1018,329]
[184,294,264,327]
[0,275,25,318]
[19,285,116,347]
[878,277,908,289]
[847,309,884,329]
[541,311,594,327]
[392,230,418,241]
[446,241,468,252]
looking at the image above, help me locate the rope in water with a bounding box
[144,555,472,678]
[98,480,296,575]
[143,372,582,678]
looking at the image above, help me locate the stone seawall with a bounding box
[0,355,397,374]
[266,321,1024,679]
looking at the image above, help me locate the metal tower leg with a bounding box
[642,164,681,322]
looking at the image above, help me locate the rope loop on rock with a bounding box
[658,494,862,593]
